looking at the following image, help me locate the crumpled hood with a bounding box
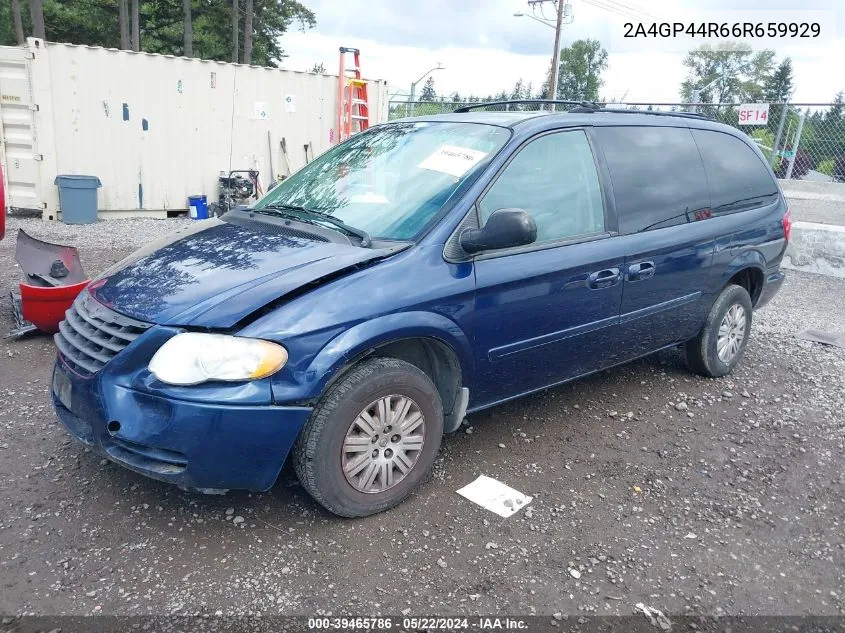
[88,218,395,327]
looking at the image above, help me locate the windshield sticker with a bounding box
[418,145,488,178]
[349,192,389,204]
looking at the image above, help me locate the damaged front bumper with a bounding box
[9,229,89,338]
[51,355,313,492]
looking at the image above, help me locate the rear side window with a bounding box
[594,126,709,234]
[691,129,779,214]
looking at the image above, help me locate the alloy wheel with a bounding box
[341,395,426,494]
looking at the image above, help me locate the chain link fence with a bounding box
[388,100,845,183]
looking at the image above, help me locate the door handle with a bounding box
[587,267,621,289]
[627,261,655,281]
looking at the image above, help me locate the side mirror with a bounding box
[459,208,537,254]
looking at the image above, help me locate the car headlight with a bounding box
[148,333,287,386]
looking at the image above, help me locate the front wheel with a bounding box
[293,357,443,517]
[685,284,753,378]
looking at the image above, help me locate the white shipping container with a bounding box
[0,38,389,219]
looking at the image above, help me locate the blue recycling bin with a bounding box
[188,195,209,220]
[54,175,101,224]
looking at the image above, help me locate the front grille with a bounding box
[54,291,151,374]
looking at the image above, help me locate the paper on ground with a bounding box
[456,475,532,518]
[796,329,845,348]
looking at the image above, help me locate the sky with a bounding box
[278,0,845,106]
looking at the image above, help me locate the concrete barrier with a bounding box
[779,180,845,278]
[783,221,845,278]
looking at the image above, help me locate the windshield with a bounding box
[253,121,510,241]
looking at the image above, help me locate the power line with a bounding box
[600,0,660,21]
[580,0,641,20]
[580,0,654,21]
[525,0,661,23]
[590,0,648,20]
[528,0,557,23]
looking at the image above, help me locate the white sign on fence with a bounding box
[738,103,769,125]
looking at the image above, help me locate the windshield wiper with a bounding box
[255,203,372,247]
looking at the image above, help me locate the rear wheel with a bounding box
[685,284,753,378]
[293,357,443,517]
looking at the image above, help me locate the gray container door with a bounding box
[0,45,42,212]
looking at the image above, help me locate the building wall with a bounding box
[0,38,389,218]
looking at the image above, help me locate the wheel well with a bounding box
[371,338,462,415]
[728,268,764,306]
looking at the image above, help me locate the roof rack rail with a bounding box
[453,99,598,113]
[569,105,713,120]
[452,100,713,120]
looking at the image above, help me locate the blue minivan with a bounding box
[51,103,789,516]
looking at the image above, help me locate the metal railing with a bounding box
[388,99,845,183]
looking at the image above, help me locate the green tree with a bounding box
[0,0,315,67]
[30,0,45,38]
[130,0,138,50]
[745,49,775,101]
[827,91,844,122]
[510,78,525,101]
[193,0,315,66]
[243,0,254,63]
[419,76,436,102]
[231,0,238,61]
[40,0,120,49]
[763,58,793,132]
[680,42,776,105]
[119,0,129,48]
[763,58,793,102]
[11,0,24,43]
[182,0,192,56]
[556,39,608,101]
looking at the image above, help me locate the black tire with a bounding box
[293,357,443,517]
[685,284,753,378]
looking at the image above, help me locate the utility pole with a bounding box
[517,1,571,107]
[548,0,565,105]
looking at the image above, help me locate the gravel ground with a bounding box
[5,216,194,250]
[1,219,844,618]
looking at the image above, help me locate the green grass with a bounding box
[817,159,834,176]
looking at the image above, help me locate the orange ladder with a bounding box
[336,47,370,143]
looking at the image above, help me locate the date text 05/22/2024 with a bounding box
[307,616,530,630]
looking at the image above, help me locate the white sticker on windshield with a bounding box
[349,192,389,204]
[418,145,488,178]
